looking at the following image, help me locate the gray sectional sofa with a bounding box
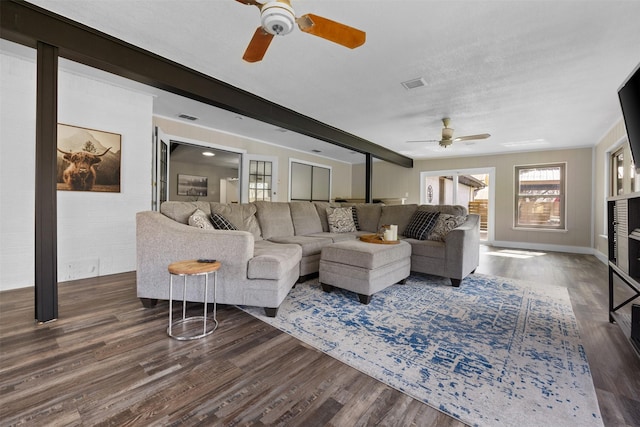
[136,201,480,317]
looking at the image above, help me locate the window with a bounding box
[248,160,272,202]
[514,163,566,230]
[611,145,638,196]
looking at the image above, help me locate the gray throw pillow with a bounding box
[427,214,467,241]
[327,207,357,233]
[188,208,214,229]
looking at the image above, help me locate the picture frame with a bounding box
[178,174,208,197]
[57,123,121,192]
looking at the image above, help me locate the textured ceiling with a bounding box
[23,0,640,163]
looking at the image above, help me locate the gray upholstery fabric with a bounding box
[268,235,333,256]
[136,211,300,312]
[418,204,468,216]
[254,201,294,240]
[161,201,211,224]
[249,240,301,280]
[354,203,383,232]
[313,201,341,232]
[379,204,418,235]
[321,239,411,270]
[306,231,361,243]
[210,202,262,240]
[403,238,446,258]
[289,201,323,235]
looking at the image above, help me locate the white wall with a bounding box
[0,49,153,290]
[0,49,36,290]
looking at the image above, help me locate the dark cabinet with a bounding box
[608,192,640,355]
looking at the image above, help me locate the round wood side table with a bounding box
[167,259,220,340]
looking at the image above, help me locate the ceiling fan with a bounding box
[235,0,366,62]
[407,118,491,148]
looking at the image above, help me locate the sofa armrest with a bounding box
[443,214,480,279]
[136,211,254,269]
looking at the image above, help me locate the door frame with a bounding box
[420,167,496,242]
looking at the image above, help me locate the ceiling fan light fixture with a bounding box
[261,2,295,35]
[442,127,454,139]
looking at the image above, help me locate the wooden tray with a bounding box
[359,234,400,245]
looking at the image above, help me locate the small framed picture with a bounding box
[178,174,208,196]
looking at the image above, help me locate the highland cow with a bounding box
[57,147,111,191]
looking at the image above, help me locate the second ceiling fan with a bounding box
[408,118,491,148]
[236,0,366,62]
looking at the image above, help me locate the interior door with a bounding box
[152,126,170,211]
[243,154,278,203]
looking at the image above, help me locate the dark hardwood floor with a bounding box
[1,245,639,426]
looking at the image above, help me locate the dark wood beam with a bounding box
[34,41,58,323]
[365,153,373,203]
[0,0,413,169]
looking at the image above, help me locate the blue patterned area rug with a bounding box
[239,273,603,427]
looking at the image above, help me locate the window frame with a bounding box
[513,162,567,231]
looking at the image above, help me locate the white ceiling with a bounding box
[21,1,640,164]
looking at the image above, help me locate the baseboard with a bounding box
[488,240,597,256]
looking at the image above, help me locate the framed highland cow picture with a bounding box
[57,123,121,192]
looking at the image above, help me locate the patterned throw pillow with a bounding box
[210,212,237,230]
[327,207,357,233]
[188,208,214,229]
[351,206,361,231]
[404,210,440,240]
[427,214,467,241]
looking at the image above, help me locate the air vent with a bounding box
[178,113,198,121]
[311,149,322,153]
[401,77,427,90]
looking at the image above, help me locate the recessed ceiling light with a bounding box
[202,151,215,157]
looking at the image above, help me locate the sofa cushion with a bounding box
[289,201,323,235]
[321,240,411,270]
[404,211,440,240]
[379,204,418,235]
[307,232,360,243]
[327,207,357,233]
[210,212,237,230]
[210,202,262,240]
[354,204,383,232]
[268,235,333,256]
[254,201,294,240]
[248,240,302,280]
[161,201,211,224]
[188,208,214,229]
[418,204,468,216]
[404,238,446,259]
[427,214,468,241]
[314,201,341,232]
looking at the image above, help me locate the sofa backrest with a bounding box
[161,201,211,224]
[353,204,383,232]
[210,202,262,240]
[418,204,468,216]
[254,201,295,239]
[379,204,418,235]
[289,202,323,235]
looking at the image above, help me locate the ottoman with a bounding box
[319,239,411,304]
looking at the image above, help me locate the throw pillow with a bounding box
[404,210,440,240]
[427,214,467,241]
[188,208,214,229]
[210,212,237,230]
[351,206,361,231]
[327,207,357,233]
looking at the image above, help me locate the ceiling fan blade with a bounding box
[235,0,262,6]
[453,133,491,142]
[406,139,439,143]
[296,14,365,49]
[243,27,274,62]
